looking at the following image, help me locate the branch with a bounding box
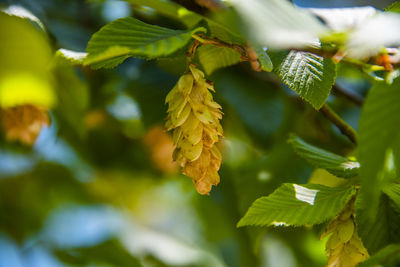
[332,84,364,106]
[319,104,358,144]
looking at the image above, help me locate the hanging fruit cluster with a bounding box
[1,105,50,145]
[322,200,369,267]
[165,64,223,195]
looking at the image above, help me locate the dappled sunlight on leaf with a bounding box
[0,73,55,109]
[293,184,319,205]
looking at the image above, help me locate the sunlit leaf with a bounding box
[346,13,400,58]
[0,73,55,108]
[2,5,46,31]
[307,6,376,32]
[230,0,326,49]
[238,183,356,227]
[56,48,87,65]
[0,13,55,108]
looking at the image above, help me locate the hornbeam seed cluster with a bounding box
[322,201,369,267]
[165,64,223,195]
[1,105,50,145]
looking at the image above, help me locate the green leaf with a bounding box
[274,51,336,109]
[197,44,241,75]
[359,244,400,267]
[54,239,143,267]
[56,48,87,65]
[127,0,245,44]
[85,17,206,69]
[358,78,400,214]
[383,183,400,210]
[53,57,89,138]
[385,2,400,13]
[355,192,400,254]
[288,134,359,178]
[237,183,356,227]
[253,45,273,72]
[126,0,201,27]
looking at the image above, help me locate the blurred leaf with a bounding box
[0,163,91,242]
[85,17,206,69]
[288,134,359,178]
[346,13,400,58]
[54,239,143,266]
[230,0,326,49]
[385,2,400,12]
[0,73,55,108]
[355,192,400,254]
[2,5,46,31]
[0,12,51,76]
[127,0,201,27]
[0,12,55,108]
[274,51,336,109]
[359,244,400,267]
[215,70,284,143]
[238,184,355,227]
[197,44,241,75]
[307,6,376,32]
[383,183,400,210]
[53,58,89,137]
[358,78,400,214]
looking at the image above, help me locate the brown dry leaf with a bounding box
[143,125,178,174]
[1,104,50,145]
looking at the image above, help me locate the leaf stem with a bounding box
[319,104,358,144]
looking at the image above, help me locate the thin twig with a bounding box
[192,33,249,60]
[186,39,201,62]
[189,34,369,144]
[319,104,358,144]
[332,84,364,106]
